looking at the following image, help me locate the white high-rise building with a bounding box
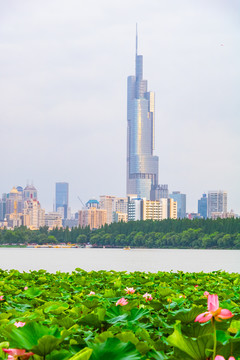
[100,196,128,224]
[208,191,227,218]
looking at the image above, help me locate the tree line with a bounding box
[0,218,239,249]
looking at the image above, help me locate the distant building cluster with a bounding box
[0,34,238,230]
[0,183,237,231]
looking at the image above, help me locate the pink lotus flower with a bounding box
[3,348,34,360]
[88,291,95,295]
[24,287,28,291]
[116,298,128,306]
[204,291,210,297]
[195,294,234,323]
[124,287,135,294]
[14,321,26,328]
[194,285,198,288]
[215,356,235,360]
[143,293,153,302]
[0,296,4,301]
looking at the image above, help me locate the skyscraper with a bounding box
[198,193,208,219]
[127,27,159,200]
[55,182,69,219]
[207,190,227,218]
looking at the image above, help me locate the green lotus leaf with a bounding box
[106,313,128,325]
[104,289,116,298]
[68,347,93,360]
[89,338,141,360]
[135,341,150,354]
[158,287,174,297]
[123,300,140,311]
[94,331,114,343]
[149,301,163,311]
[44,302,69,314]
[78,314,102,329]
[54,316,75,329]
[24,287,43,298]
[216,330,231,345]
[127,308,149,322]
[46,349,70,360]
[81,300,99,310]
[228,320,240,334]
[167,321,213,360]
[181,321,212,338]
[2,322,61,349]
[146,349,168,359]
[169,306,205,323]
[31,335,62,356]
[116,331,139,346]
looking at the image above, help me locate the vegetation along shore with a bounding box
[0,218,240,249]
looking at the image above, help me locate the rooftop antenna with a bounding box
[136,23,138,56]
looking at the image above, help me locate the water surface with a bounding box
[0,248,239,273]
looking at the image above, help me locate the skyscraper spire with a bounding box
[136,23,138,56]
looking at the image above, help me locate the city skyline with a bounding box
[1,0,239,214]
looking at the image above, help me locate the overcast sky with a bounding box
[1,0,240,214]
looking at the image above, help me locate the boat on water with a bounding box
[123,246,131,250]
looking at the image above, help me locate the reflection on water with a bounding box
[0,248,239,273]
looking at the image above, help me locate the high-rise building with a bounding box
[55,182,69,219]
[207,191,227,218]
[142,198,177,221]
[127,195,143,221]
[5,187,22,215]
[198,193,207,219]
[169,191,186,219]
[127,28,159,200]
[0,194,7,221]
[100,196,128,224]
[23,199,45,230]
[100,195,115,224]
[167,198,178,220]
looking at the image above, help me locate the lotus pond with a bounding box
[0,269,239,360]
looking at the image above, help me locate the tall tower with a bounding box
[127,26,159,199]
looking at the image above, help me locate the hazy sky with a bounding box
[1,0,240,214]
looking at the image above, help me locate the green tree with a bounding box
[48,235,57,244]
[76,234,87,244]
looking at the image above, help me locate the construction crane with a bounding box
[77,196,85,208]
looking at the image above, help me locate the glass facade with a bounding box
[198,193,207,219]
[169,192,186,219]
[55,182,69,219]
[127,35,158,200]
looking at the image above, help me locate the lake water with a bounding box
[0,248,239,273]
